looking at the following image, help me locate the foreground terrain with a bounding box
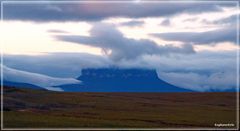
[2,86,237,129]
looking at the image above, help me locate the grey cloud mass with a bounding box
[158,71,236,92]
[120,20,145,27]
[160,19,171,26]
[56,23,195,60]
[152,26,238,45]
[210,15,238,25]
[2,2,228,22]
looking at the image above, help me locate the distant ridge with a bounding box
[57,68,192,92]
[3,80,44,90]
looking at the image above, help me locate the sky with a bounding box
[1,0,239,91]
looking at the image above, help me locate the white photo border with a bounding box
[0,0,239,130]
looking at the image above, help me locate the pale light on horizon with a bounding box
[1,21,102,55]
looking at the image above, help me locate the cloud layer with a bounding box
[3,50,238,92]
[152,26,237,45]
[4,53,111,78]
[3,2,228,22]
[2,65,81,91]
[57,23,195,60]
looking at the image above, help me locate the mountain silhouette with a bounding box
[57,68,192,92]
[3,80,44,90]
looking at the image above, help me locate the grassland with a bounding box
[2,86,237,129]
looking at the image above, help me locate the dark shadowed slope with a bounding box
[3,80,44,90]
[57,68,192,92]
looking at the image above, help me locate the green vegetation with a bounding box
[3,87,237,128]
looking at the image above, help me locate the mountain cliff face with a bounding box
[58,68,192,92]
[79,68,160,81]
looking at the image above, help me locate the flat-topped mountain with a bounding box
[78,68,160,81]
[58,68,192,92]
